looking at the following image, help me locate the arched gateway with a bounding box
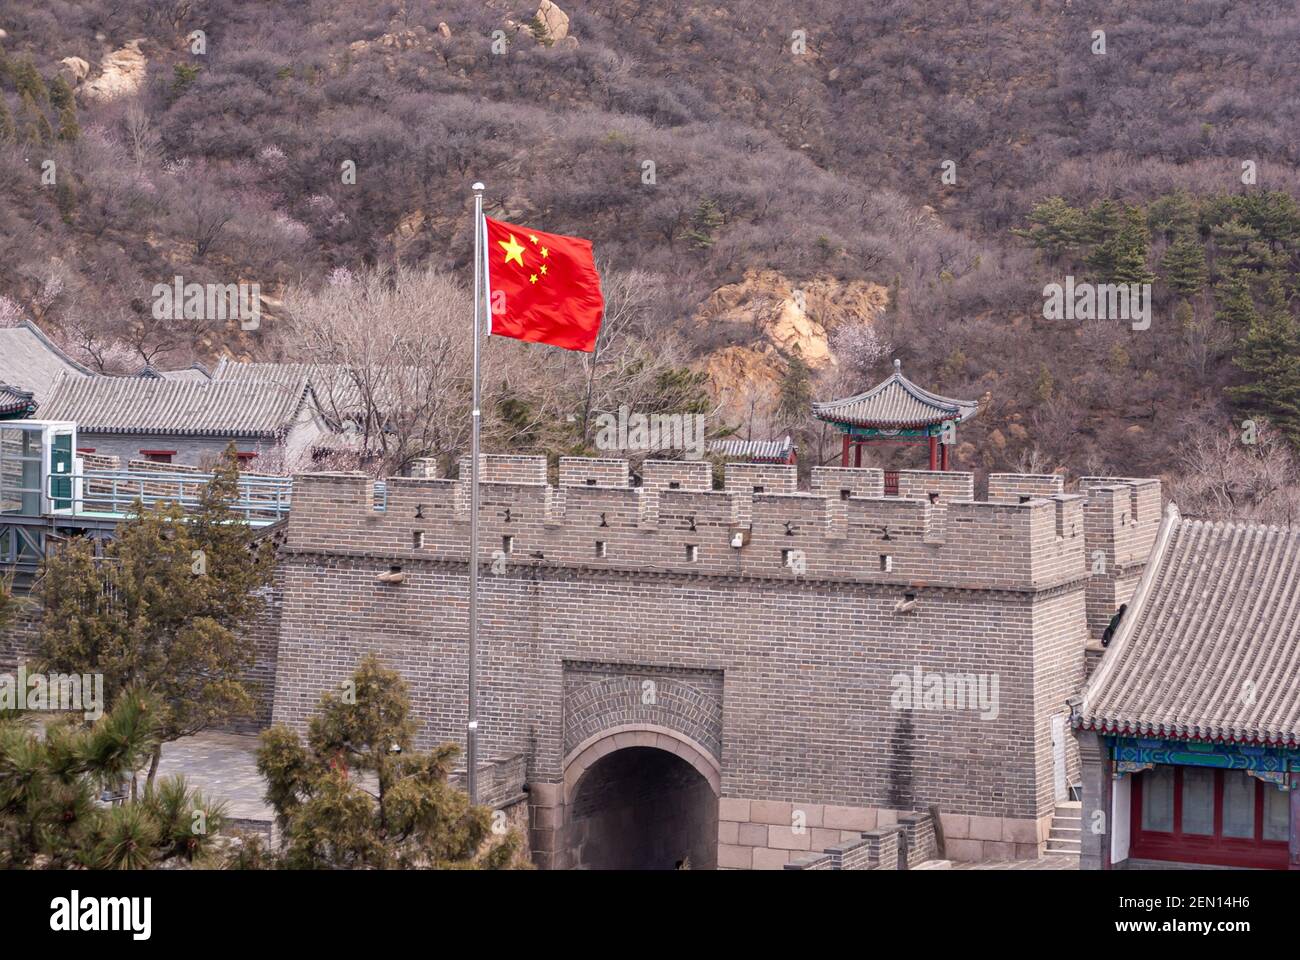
[562,726,721,870]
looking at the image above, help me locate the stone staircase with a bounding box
[1045,800,1082,858]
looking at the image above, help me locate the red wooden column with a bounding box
[840,433,850,466]
[854,441,863,467]
[940,441,949,471]
[928,435,938,471]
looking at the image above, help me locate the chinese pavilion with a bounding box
[812,359,978,472]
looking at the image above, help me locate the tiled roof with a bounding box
[1076,504,1300,746]
[708,436,795,462]
[0,321,93,402]
[812,359,978,429]
[137,363,212,382]
[212,359,362,418]
[0,383,37,418]
[39,376,314,438]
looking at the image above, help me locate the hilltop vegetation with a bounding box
[0,0,1298,485]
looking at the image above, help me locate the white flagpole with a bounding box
[467,181,484,804]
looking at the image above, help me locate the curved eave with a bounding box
[1072,717,1299,750]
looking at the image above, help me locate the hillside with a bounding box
[1,0,1299,485]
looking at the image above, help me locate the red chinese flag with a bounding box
[484,216,604,352]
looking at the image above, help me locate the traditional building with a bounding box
[0,385,37,421]
[38,375,329,467]
[813,360,978,478]
[1074,505,1300,869]
[0,321,92,404]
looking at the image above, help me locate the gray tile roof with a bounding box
[0,322,93,402]
[0,383,37,418]
[708,436,795,462]
[212,359,363,418]
[137,363,212,382]
[1076,504,1300,746]
[39,375,315,438]
[813,359,978,429]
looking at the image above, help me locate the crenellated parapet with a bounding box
[284,457,1159,594]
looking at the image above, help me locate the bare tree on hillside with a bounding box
[1169,421,1300,526]
[285,265,475,476]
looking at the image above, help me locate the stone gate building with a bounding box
[262,455,1161,869]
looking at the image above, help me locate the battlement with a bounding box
[285,456,1162,594]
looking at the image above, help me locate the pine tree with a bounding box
[1088,205,1154,285]
[48,74,73,111]
[1012,196,1085,262]
[56,98,79,142]
[1225,274,1300,445]
[16,91,45,145]
[0,689,229,868]
[254,655,524,869]
[0,96,14,143]
[12,58,48,105]
[1146,190,1197,242]
[1211,217,1274,275]
[1161,231,1208,296]
[1214,271,1259,331]
[36,446,272,787]
[777,350,813,429]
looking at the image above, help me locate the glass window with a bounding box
[1181,767,1215,836]
[1222,771,1256,839]
[1264,783,1290,842]
[1142,766,1175,832]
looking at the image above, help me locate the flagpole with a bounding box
[467,181,484,805]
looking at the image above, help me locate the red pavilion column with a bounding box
[841,434,850,467]
[928,435,938,471]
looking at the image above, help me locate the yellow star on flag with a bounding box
[540,265,548,275]
[540,247,549,258]
[530,274,539,284]
[498,233,526,267]
[529,234,539,244]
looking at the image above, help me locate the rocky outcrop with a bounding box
[535,1,570,42]
[81,40,148,102]
[59,57,91,84]
[694,269,890,432]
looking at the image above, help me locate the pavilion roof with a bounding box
[812,360,978,429]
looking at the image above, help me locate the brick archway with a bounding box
[563,723,722,805]
[561,725,722,869]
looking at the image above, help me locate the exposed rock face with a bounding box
[81,40,148,102]
[694,269,889,433]
[437,22,451,39]
[59,57,91,84]
[535,1,570,42]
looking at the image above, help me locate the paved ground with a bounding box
[952,855,1079,870]
[155,731,271,823]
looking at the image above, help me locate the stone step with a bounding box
[912,859,952,870]
[1048,836,1081,848]
[1055,800,1082,812]
[1050,825,1081,837]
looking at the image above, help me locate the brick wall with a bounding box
[988,473,1065,503]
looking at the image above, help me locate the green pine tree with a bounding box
[36,447,272,788]
[0,96,14,143]
[12,58,48,105]
[48,74,73,111]
[1225,274,1300,445]
[1211,217,1274,276]
[1214,271,1260,331]
[254,655,524,869]
[1012,196,1086,262]
[1161,231,1208,296]
[1088,206,1154,285]
[1146,190,1197,242]
[56,98,79,142]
